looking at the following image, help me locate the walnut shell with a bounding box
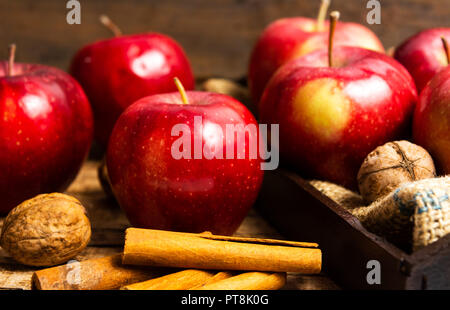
[200,78,255,115]
[0,193,91,267]
[357,141,436,204]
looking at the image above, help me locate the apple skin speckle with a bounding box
[413,65,450,175]
[0,62,93,214]
[394,28,450,93]
[106,91,263,235]
[248,16,385,104]
[259,46,417,189]
[70,33,194,148]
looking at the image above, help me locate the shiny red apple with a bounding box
[413,65,450,175]
[394,28,450,93]
[106,81,263,235]
[259,44,417,189]
[70,17,195,147]
[248,1,384,104]
[0,45,93,214]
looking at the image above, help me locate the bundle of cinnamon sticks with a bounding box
[32,228,322,290]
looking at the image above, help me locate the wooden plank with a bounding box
[407,234,450,289]
[0,247,121,290]
[0,161,338,290]
[0,0,448,79]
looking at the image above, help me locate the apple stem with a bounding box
[441,37,450,66]
[316,0,331,31]
[386,46,396,57]
[328,11,340,68]
[174,77,189,105]
[99,15,122,37]
[7,44,16,77]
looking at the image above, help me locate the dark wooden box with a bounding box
[256,170,450,290]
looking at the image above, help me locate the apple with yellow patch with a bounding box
[259,12,417,188]
[248,0,384,104]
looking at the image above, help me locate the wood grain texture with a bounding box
[0,161,338,290]
[0,0,448,79]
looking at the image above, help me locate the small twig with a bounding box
[328,11,340,67]
[99,15,122,37]
[316,0,331,31]
[7,44,16,77]
[441,37,450,66]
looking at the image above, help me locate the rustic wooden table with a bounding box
[0,160,338,290]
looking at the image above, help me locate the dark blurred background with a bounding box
[0,0,449,79]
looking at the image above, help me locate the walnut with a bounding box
[200,78,249,101]
[357,141,436,204]
[0,193,91,267]
[200,78,255,115]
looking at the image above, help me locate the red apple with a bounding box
[70,16,195,147]
[394,28,450,93]
[106,80,263,235]
[413,65,450,175]
[0,45,93,214]
[248,1,384,104]
[259,18,417,189]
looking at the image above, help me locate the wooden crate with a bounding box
[256,170,450,290]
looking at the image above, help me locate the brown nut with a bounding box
[357,140,436,204]
[200,78,256,115]
[0,193,91,267]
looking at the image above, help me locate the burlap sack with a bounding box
[310,177,450,252]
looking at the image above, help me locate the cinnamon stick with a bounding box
[122,228,321,273]
[32,254,167,290]
[121,269,233,290]
[193,272,286,290]
[189,271,235,289]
